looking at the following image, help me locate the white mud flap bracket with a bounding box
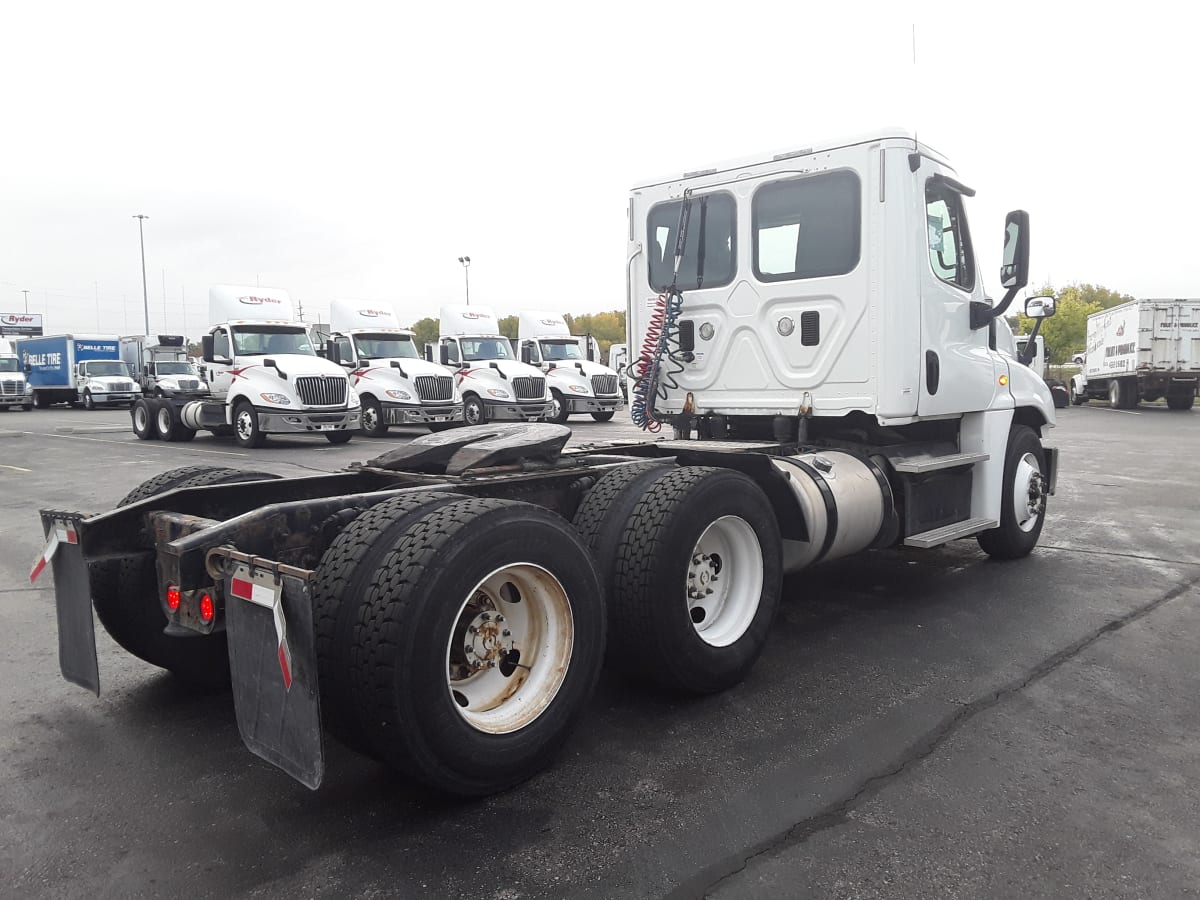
[207,547,324,790]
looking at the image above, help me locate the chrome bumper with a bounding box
[483,400,552,421]
[384,403,464,425]
[256,408,361,434]
[566,396,623,414]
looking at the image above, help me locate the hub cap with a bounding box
[686,516,763,647]
[445,563,574,734]
[236,410,254,440]
[134,405,148,431]
[157,406,172,434]
[465,400,482,425]
[549,395,562,419]
[1012,452,1047,532]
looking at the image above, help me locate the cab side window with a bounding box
[213,329,230,359]
[925,184,975,291]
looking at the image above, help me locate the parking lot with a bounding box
[2,403,1198,898]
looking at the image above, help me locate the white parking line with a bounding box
[17,431,250,457]
[1081,405,1141,416]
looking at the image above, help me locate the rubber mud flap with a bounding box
[223,564,324,789]
[364,422,571,474]
[45,517,100,695]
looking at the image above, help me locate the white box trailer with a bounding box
[1071,299,1200,409]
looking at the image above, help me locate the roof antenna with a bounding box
[908,23,921,172]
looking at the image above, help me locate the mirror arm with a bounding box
[971,285,1019,330]
[1017,318,1044,367]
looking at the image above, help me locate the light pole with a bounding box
[133,214,150,334]
[457,255,471,305]
[21,289,29,312]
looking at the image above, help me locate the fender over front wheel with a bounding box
[977,425,1048,560]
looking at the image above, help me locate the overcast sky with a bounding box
[2,2,1194,337]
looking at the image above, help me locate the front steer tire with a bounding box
[352,498,605,796]
[977,425,1048,560]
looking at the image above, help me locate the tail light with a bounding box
[166,584,181,611]
[199,592,215,623]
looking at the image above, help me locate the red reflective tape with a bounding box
[64,528,78,544]
[29,554,48,584]
[230,576,254,600]
[277,641,293,691]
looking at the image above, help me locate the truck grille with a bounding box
[1,381,23,395]
[295,375,347,406]
[512,376,545,400]
[114,381,135,392]
[178,379,200,390]
[591,374,619,396]
[415,375,454,402]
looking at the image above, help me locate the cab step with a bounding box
[891,451,989,474]
[904,517,998,548]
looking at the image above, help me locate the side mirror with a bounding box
[326,340,341,365]
[439,344,450,366]
[202,334,215,363]
[1073,353,1085,366]
[143,364,150,376]
[1000,210,1030,290]
[520,343,532,365]
[1024,295,1056,319]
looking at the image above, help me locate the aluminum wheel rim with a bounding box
[686,516,763,647]
[445,563,574,734]
[549,394,562,419]
[362,403,378,431]
[465,399,482,425]
[1012,452,1045,533]
[134,405,148,432]
[236,410,255,440]
[156,406,172,435]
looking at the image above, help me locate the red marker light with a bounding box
[166,584,181,611]
[199,593,215,623]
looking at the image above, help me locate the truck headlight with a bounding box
[347,390,361,407]
[568,384,589,393]
[260,392,291,405]
[385,389,412,401]
[487,388,511,399]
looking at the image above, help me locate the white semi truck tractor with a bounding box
[514,311,624,423]
[37,129,1058,799]
[435,305,551,425]
[326,299,464,436]
[129,285,360,445]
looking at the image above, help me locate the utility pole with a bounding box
[458,256,471,305]
[21,289,29,312]
[95,282,100,330]
[133,214,150,335]
[161,268,167,334]
[181,287,187,338]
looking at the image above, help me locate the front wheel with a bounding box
[428,421,460,433]
[463,394,486,426]
[546,390,569,424]
[361,395,388,436]
[977,425,1048,560]
[233,401,266,448]
[82,390,95,411]
[325,431,353,444]
[590,410,615,422]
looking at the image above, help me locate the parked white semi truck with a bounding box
[0,338,32,410]
[38,129,1057,800]
[326,300,464,436]
[515,311,624,423]
[1070,298,1200,409]
[120,334,211,399]
[130,286,360,445]
[434,305,551,425]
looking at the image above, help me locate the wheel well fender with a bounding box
[1013,405,1048,437]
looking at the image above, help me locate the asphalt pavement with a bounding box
[1,401,1198,898]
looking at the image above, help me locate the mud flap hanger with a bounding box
[206,546,325,790]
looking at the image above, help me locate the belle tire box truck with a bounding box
[18,334,141,409]
[515,310,624,423]
[326,299,464,436]
[35,129,1059,798]
[1070,298,1200,409]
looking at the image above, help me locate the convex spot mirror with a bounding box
[1000,210,1031,290]
[1025,295,1056,318]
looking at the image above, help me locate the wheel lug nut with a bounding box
[502,629,511,637]
[480,613,490,621]
[705,588,714,595]
[467,625,477,634]
[495,615,504,623]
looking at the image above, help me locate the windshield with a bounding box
[461,338,514,362]
[354,334,419,360]
[155,361,196,375]
[231,326,315,357]
[0,358,18,373]
[540,339,583,361]
[85,361,130,376]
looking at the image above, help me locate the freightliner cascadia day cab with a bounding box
[514,311,624,423]
[326,299,464,436]
[435,305,551,425]
[18,334,141,409]
[143,285,360,446]
[120,334,211,399]
[1069,298,1200,409]
[0,337,33,410]
[37,129,1058,798]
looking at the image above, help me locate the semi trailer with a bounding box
[1070,298,1200,409]
[326,300,464,436]
[130,286,361,445]
[36,129,1057,798]
[514,311,624,423]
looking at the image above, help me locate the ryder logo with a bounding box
[540,318,565,327]
[357,309,389,318]
[238,296,283,306]
[460,311,487,320]
[1,314,36,325]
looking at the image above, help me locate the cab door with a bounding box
[206,327,235,400]
[917,170,1000,416]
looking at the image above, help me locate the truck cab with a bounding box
[76,359,141,409]
[121,334,210,398]
[0,352,32,410]
[327,299,463,436]
[515,311,624,423]
[436,305,551,425]
[199,286,360,447]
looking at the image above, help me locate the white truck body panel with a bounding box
[209,285,297,325]
[1083,299,1200,379]
[329,299,405,332]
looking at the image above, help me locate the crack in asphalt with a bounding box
[1039,545,1200,567]
[671,570,1200,900]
